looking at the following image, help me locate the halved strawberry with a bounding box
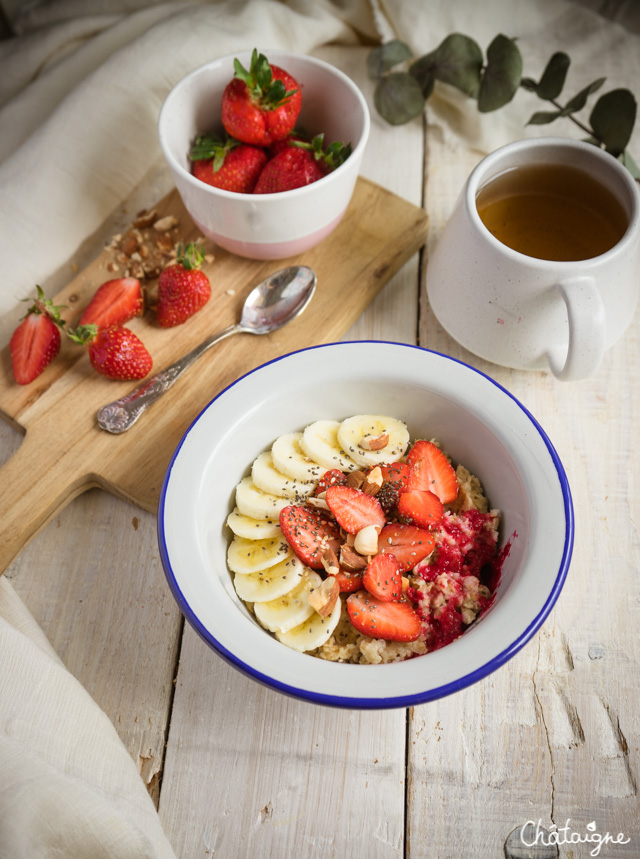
[363,553,403,602]
[314,468,347,495]
[325,485,386,534]
[377,523,435,572]
[279,505,341,570]
[79,277,143,328]
[346,590,422,642]
[397,489,444,529]
[333,569,364,593]
[406,440,458,503]
[379,462,413,491]
[10,286,66,385]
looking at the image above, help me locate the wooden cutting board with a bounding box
[0,177,427,573]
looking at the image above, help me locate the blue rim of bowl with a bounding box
[157,341,574,710]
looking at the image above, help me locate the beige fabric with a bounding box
[1,1,639,856]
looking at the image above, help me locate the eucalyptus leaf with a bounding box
[520,77,538,92]
[618,150,640,179]
[374,73,425,125]
[590,88,637,155]
[561,77,605,115]
[535,52,570,100]
[526,109,562,126]
[367,40,413,80]
[478,34,523,112]
[410,33,482,97]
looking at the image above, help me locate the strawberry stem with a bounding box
[289,134,353,171]
[67,324,98,346]
[233,49,299,110]
[21,285,67,327]
[189,134,240,171]
[176,242,204,271]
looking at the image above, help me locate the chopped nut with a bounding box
[133,209,158,229]
[339,543,368,571]
[121,233,140,256]
[155,233,174,253]
[359,432,389,451]
[129,261,145,279]
[307,577,339,618]
[204,253,215,264]
[362,466,383,496]
[306,496,329,511]
[353,524,381,556]
[402,576,410,592]
[321,547,340,577]
[346,471,366,490]
[153,215,178,232]
[106,261,119,272]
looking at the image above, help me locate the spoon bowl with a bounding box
[239,266,316,334]
[97,265,316,434]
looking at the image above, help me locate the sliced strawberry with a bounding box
[406,440,458,503]
[397,489,444,529]
[325,485,386,535]
[333,569,364,593]
[363,553,403,602]
[379,462,413,492]
[314,468,347,495]
[346,590,422,642]
[377,523,435,572]
[11,313,61,385]
[79,277,143,328]
[10,286,66,385]
[279,505,341,570]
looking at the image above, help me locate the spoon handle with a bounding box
[97,323,246,434]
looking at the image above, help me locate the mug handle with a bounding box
[545,276,606,381]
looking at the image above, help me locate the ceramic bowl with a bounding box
[158,50,370,259]
[158,342,573,709]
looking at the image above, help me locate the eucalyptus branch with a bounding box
[367,35,639,179]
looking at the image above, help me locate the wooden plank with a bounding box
[407,115,640,857]
[158,45,424,858]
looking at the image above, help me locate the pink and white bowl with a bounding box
[158,50,370,260]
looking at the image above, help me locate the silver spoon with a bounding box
[96,265,316,434]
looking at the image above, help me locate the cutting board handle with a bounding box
[0,429,93,575]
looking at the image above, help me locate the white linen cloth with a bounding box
[1,1,639,856]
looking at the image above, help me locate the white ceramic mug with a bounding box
[427,137,640,381]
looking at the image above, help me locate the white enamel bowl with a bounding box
[158,50,370,259]
[158,342,573,709]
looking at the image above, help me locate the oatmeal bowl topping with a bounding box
[158,342,573,709]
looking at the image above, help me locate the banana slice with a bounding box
[275,594,342,652]
[337,415,410,467]
[226,508,282,540]
[300,419,360,472]
[235,476,290,521]
[254,568,322,633]
[251,451,314,500]
[271,432,328,482]
[227,534,292,575]
[233,555,304,603]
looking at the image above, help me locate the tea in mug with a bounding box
[476,162,628,261]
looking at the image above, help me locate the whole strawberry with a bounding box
[156,243,211,328]
[10,285,66,385]
[190,134,268,193]
[79,277,143,328]
[253,134,352,194]
[221,49,302,147]
[68,324,152,380]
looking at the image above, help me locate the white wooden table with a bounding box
[3,46,638,858]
